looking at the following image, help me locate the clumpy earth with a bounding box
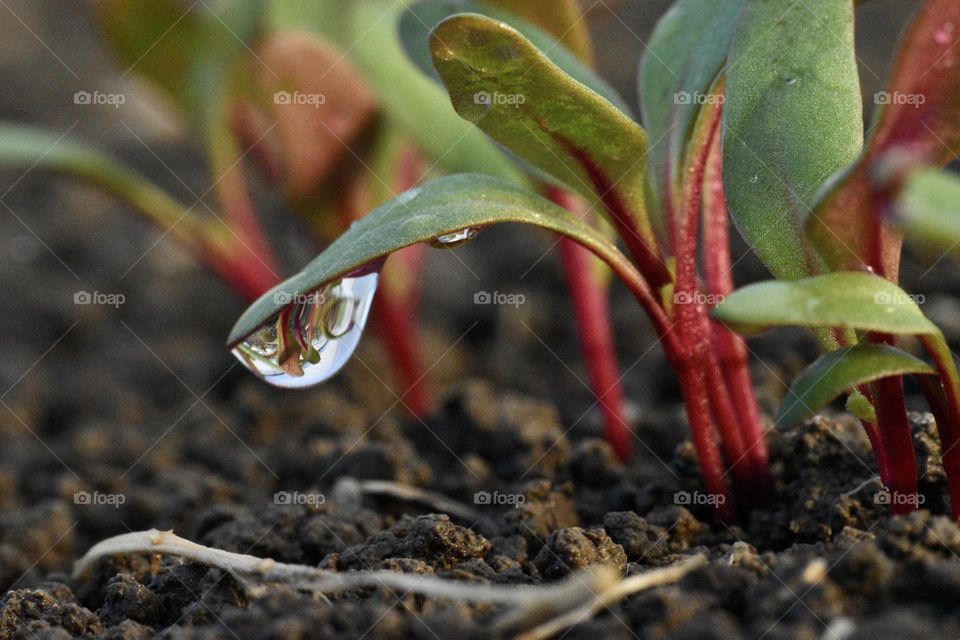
[4,378,960,639]
[2,2,953,639]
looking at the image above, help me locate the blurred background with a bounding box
[0,0,941,587]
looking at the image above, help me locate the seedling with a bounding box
[228,0,960,521]
[230,0,789,520]
[711,0,960,517]
[1,0,637,436]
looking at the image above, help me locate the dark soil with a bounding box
[4,383,960,639]
[4,1,958,639]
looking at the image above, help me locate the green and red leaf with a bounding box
[808,0,960,278]
[428,13,668,285]
[228,174,651,344]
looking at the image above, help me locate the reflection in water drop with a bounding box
[429,227,479,249]
[231,273,379,388]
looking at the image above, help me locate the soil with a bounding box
[4,1,960,639]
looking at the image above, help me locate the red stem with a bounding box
[547,133,671,290]
[701,122,774,506]
[671,357,736,521]
[870,373,919,515]
[669,96,741,518]
[206,248,282,303]
[548,188,633,461]
[918,336,960,519]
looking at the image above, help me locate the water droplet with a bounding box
[429,227,480,249]
[936,23,955,45]
[232,273,379,388]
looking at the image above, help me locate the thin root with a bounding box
[74,529,704,637]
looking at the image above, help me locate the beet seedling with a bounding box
[1,0,639,433]
[0,0,446,415]
[228,1,810,520]
[712,0,960,517]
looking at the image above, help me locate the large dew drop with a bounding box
[429,227,479,249]
[231,273,378,388]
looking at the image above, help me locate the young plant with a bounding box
[0,0,467,414]
[711,0,960,517]
[228,2,824,520]
[1,0,638,435]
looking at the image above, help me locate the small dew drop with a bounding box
[232,272,379,388]
[429,227,480,249]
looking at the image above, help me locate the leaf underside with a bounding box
[228,174,637,344]
[808,0,960,276]
[775,343,935,430]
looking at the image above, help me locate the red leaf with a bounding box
[809,0,960,280]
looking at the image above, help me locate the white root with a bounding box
[511,555,707,640]
[74,529,704,637]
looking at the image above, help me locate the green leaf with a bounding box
[722,0,863,280]
[399,1,629,114]
[0,123,210,245]
[897,168,960,256]
[711,272,938,337]
[639,0,745,226]
[337,1,525,184]
[775,343,935,430]
[808,0,960,276]
[429,13,664,281]
[228,173,639,344]
[97,0,261,118]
